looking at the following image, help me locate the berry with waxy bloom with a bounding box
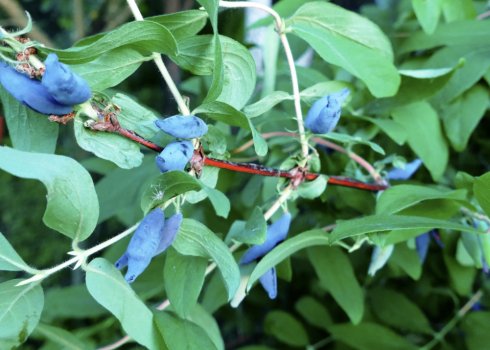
[386,159,423,180]
[41,53,91,105]
[240,212,292,299]
[155,140,194,173]
[155,115,208,139]
[0,54,91,115]
[115,208,181,283]
[304,88,350,134]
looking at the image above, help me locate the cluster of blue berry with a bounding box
[0,53,91,115]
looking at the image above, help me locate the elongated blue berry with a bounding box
[115,207,165,283]
[155,115,208,139]
[415,232,430,263]
[41,53,91,105]
[0,62,72,115]
[155,140,194,173]
[305,88,350,134]
[367,244,394,276]
[240,212,292,264]
[155,213,182,255]
[259,267,278,299]
[386,159,423,180]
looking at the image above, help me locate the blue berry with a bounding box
[305,88,350,134]
[155,115,208,139]
[155,140,194,173]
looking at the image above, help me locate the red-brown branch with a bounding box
[85,115,388,192]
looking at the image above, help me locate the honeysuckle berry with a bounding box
[368,244,394,276]
[155,213,183,255]
[0,62,72,115]
[259,267,278,299]
[386,159,423,180]
[115,208,182,283]
[304,88,350,134]
[155,140,194,173]
[155,115,208,139]
[41,53,91,105]
[415,232,430,263]
[0,53,91,115]
[240,212,292,299]
[240,212,292,264]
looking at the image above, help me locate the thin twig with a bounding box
[218,1,309,161]
[126,0,190,116]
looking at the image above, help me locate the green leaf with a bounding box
[368,64,460,112]
[0,280,44,349]
[226,207,267,245]
[247,229,329,291]
[243,91,291,118]
[0,85,58,153]
[411,0,442,34]
[43,284,106,321]
[474,172,490,217]
[146,10,208,39]
[400,20,490,53]
[96,156,157,225]
[0,232,31,272]
[329,215,481,244]
[85,258,162,350]
[429,46,490,104]
[370,287,432,334]
[71,48,148,91]
[155,311,218,350]
[140,171,202,213]
[113,93,159,139]
[46,20,177,63]
[442,0,476,22]
[308,246,364,324]
[391,102,448,180]
[442,84,489,152]
[295,296,332,331]
[443,253,476,296]
[171,35,256,110]
[140,170,230,218]
[173,219,240,300]
[389,243,422,280]
[186,305,224,350]
[376,185,467,215]
[300,81,352,103]
[34,323,90,350]
[461,312,490,350]
[164,248,207,318]
[74,116,144,169]
[354,116,407,145]
[319,132,385,155]
[264,310,309,347]
[287,2,400,97]
[297,175,328,199]
[0,147,99,241]
[329,322,417,350]
[194,101,267,156]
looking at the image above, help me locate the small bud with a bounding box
[304,88,350,134]
[155,115,208,139]
[155,140,194,173]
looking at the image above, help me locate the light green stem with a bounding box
[126,0,190,116]
[218,1,309,160]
